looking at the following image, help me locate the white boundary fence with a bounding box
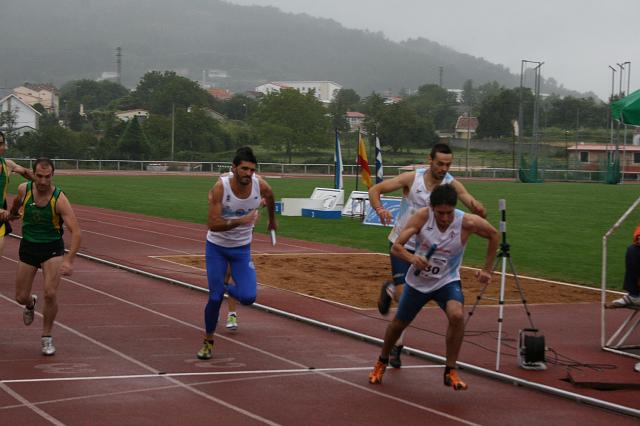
[9,158,640,182]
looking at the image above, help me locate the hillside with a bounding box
[0,0,588,97]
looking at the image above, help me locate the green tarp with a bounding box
[610,89,640,126]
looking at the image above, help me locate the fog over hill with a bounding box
[0,0,593,98]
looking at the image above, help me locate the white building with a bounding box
[115,109,150,122]
[13,83,60,116]
[0,94,41,135]
[254,81,342,104]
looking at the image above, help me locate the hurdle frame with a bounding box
[601,196,640,359]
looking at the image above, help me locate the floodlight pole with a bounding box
[518,59,543,179]
[517,60,525,181]
[608,66,616,150]
[620,61,631,183]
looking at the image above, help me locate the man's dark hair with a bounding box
[0,131,5,143]
[429,143,452,159]
[233,146,257,166]
[430,184,458,207]
[33,158,55,173]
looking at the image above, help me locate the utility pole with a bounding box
[439,66,443,88]
[171,103,175,161]
[116,47,122,85]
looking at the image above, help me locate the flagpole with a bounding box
[355,131,359,191]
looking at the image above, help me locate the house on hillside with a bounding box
[115,109,149,122]
[0,94,42,136]
[454,114,479,139]
[254,81,342,104]
[346,111,365,131]
[207,87,234,101]
[13,83,60,116]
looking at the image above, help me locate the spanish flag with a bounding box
[357,132,372,188]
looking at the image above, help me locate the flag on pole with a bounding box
[357,132,372,188]
[334,129,343,189]
[374,136,383,184]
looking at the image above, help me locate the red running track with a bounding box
[0,205,638,425]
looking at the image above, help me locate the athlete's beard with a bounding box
[430,169,445,182]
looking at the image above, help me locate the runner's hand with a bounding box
[60,259,74,276]
[475,269,492,284]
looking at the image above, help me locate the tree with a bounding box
[327,88,362,132]
[378,101,438,152]
[251,89,330,163]
[130,71,217,114]
[476,88,521,138]
[462,79,478,107]
[117,117,151,160]
[219,95,258,121]
[405,84,458,130]
[361,92,386,136]
[60,79,129,111]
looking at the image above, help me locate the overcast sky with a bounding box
[227,0,638,100]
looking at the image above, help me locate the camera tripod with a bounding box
[465,199,538,371]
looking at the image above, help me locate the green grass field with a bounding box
[8,174,639,289]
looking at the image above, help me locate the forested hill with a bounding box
[1,0,589,97]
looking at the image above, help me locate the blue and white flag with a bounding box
[334,129,344,189]
[375,136,384,184]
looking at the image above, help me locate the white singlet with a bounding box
[404,208,465,294]
[387,168,454,250]
[206,174,261,247]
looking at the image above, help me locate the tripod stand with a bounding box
[465,199,538,371]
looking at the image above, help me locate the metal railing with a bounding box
[9,158,640,183]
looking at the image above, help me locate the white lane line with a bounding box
[0,293,281,426]
[0,382,66,426]
[80,229,192,254]
[0,257,481,425]
[73,208,324,252]
[1,365,442,384]
[78,217,204,243]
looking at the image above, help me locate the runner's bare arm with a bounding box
[6,159,34,181]
[451,180,486,218]
[56,193,81,276]
[207,180,257,232]
[391,207,430,270]
[368,172,414,225]
[462,214,499,283]
[259,177,277,231]
[8,182,27,220]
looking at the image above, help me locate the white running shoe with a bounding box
[226,313,238,331]
[41,336,56,356]
[23,295,37,326]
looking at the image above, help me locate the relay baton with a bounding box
[413,243,438,276]
[270,229,277,246]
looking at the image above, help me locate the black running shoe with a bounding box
[377,281,394,315]
[390,345,403,368]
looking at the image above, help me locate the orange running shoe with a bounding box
[368,360,387,384]
[444,369,468,391]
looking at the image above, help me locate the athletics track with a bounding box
[0,205,639,425]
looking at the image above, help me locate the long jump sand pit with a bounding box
[160,253,613,309]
